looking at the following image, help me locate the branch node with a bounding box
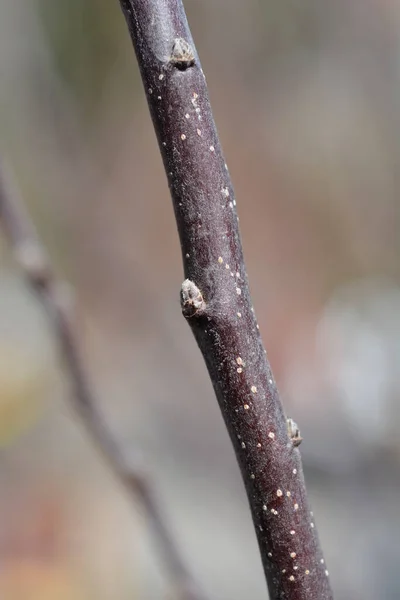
[15,239,51,287]
[287,417,303,447]
[170,38,195,70]
[180,279,205,318]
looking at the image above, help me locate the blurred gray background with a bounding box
[1,1,400,598]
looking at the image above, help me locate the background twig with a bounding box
[0,159,207,600]
[117,1,334,598]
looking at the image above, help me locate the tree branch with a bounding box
[0,159,207,600]
[117,1,334,598]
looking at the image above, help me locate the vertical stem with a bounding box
[117,1,334,599]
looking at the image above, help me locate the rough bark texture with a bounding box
[118,1,334,598]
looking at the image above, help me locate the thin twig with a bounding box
[0,159,207,600]
[117,1,334,598]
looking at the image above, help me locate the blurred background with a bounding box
[0,0,400,598]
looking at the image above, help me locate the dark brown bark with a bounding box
[117,1,334,599]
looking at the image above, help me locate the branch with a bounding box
[0,159,207,600]
[117,1,334,598]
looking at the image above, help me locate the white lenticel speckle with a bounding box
[237,312,242,317]
[236,287,242,295]
[290,552,296,558]
[268,552,272,558]
[236,357,243,365]
[320,559,324,564]
[210,145,215,152]
[185,113,190,119]
[251,385,257,393]
[159,73,164,80]
[185,253,190,258]
[222,187,229,197]
[241,442,246,449]
[294,566,298,571]
[305,570,310,575]
[289,576,295,582]
[268,432,275,440]
[218,256,223,264]
[276,489,283,497]
[282,569,286,574]
[229,201,233,208]
[181,134,186,140]
[251,474,255,479]
[243,404,249,410]
[311,522,315,528]
[263,505,267,511]
[290,530,295,535]
[257,443,261,448]
[237,367,243,373]
[294,504,299,511]
[293,469,297,475]
[286,491,291,497]
[325,570,329,576]
[197,128,202,136]
[225,263,230,269]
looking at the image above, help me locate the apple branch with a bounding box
[117,1,334,598]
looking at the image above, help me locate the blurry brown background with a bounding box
[1,1,400,598]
